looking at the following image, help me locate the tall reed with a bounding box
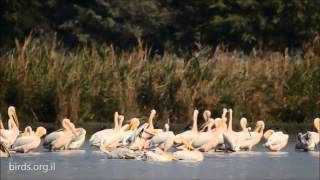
[0,35,319,128]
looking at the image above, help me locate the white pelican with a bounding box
[296,118,320,151]
[120,118,140,145]
[89,112,120,146]
[99,112,124,147]
[263,130,289,151]
[174,110,199,146]
[238,120,265,151]
[67,127,86,150]
[192,118,215,148]
[0,106,20,147]
[222,108,241,152]
[12,127,47,153]
[141,110,160,140]
[150,119,175,151]
[20,126,34,137]
[198,118,226,152]
[43,118,77,151]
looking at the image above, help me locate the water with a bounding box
[1,142,319,180]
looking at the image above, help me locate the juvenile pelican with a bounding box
[12,127,47,153]
[263,130,289,151]
[43,118,76,151]
[0,106,20,147]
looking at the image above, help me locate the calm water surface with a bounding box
[1,142,319,180]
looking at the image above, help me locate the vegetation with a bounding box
[1,0,320,51]
[0,35,319,128]
[0,1,319,131]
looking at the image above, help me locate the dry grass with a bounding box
[0,35,319,130]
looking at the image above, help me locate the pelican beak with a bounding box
[200,121,210,132]
[254,124,261,132]
[9,108,19,128]
[0,115,4,129]
[180,138,194,150]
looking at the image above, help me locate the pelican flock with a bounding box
[0,106,319,161]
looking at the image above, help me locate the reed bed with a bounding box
[0,35,319,131]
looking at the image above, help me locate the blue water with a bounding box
[1,142,319,180]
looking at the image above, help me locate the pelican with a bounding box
[150,119,175,151]
[174,110,199,146]
[173,149,204,162]
[100,146,142,159]
[192,118,215,148]
[198,109,229,152]
[0,106,20,147]
[296,118,320,151]
[67,127,86,150]
[140,110,160,140]
[20,126,34,137]
[238,120,265,151]
[43,118,77,151]
[99,112,123,147]
[0,142,10,157]
[89,112,121,147]
[142,148,176,161]
[12,127,47,153]
[263,130,289,151]
[120,118,141,145]
[222,108,241,152]
[128,123,150,150]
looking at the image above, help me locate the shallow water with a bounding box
[1,142,319,180]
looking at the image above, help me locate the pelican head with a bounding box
[263,129,275,140]
[203,110,211,122]
[254,121,265,133]
[62,118,77,135]
[164,124,170,132]
[240,117,248,130]
[150,109,157,118]
[8,106,19,128]
[21,126,33,136]
[314,118,320,132]
[35,127,47,138]
[129,118,140,130]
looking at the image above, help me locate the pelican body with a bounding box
[0,107,20,148]
[263,130,289,151]
[12,127,47,153]
[43,119,76,151]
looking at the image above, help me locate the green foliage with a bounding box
[1,0,320,51]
